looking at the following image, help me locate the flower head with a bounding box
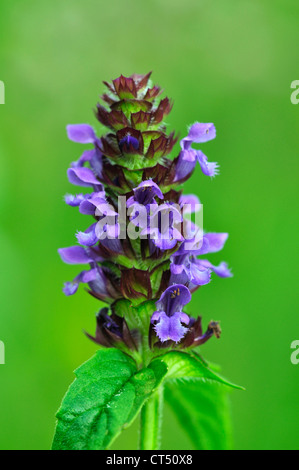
[58,72,232,355]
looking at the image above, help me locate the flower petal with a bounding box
[67,167,101,187]
[63,267,98,296]
[180,149,197,161]
[90,148,104,178]
[79,196,111,215]
[176,235,209,256]
[197,151,219,177]
[133,180,164,205]
[174,153,196,182]
[204,232,229,253]
[72,149,96,167]
[152,236,178,251]
[58,246,94,264]
[179,194,201,213]
[169,264,190,285]
[189,259,211,285]
[67,124,96,144]
[100,237,123,255]
[67,167,103,188]
[88,267,109,297]
[64,193,87,207]
[199,260,232,278]
[153,311,189,343]
[76,223,98,246]
[186,122,216,144]
[63,282,79,296]
[157,284,191,314]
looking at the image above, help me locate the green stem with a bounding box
[139,386,164,450]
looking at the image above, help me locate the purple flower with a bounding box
[58,245,119,299]
[63,264,111,299]
[58,245,102,265]
[179,194,201,214]
[78,192,112,215]
[182,122,216,145]
[127,180,164,233]
[67,124,103,180]
[174,122,219,181]
[151,284,191,342]
[58,246,103,295]
[150,285,223,348]
[117,128,143,155]
[64,193,88,207]
[73,193,122,253]
[119,135,140,153]
[67,124,97,144]
[127,180,164,207]
[64,190,106,207]
[170,254,212,287]
[87,265,115,300]
[76,223,99,247]
[141,203,183,251]
[67,167,102,190]
[76,219,121,249]
[59,257,119,301]
[170,232,232,287]
[62,266,99,296]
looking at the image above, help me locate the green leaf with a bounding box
[165,380,233,450]
[149,351,242,450]
[149,351,244,390]
[52,349,167,450]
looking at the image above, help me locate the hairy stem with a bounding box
[139,386,164,450]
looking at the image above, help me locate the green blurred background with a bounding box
[0,0,298,450]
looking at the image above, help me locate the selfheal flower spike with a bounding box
[59,72,232,354]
